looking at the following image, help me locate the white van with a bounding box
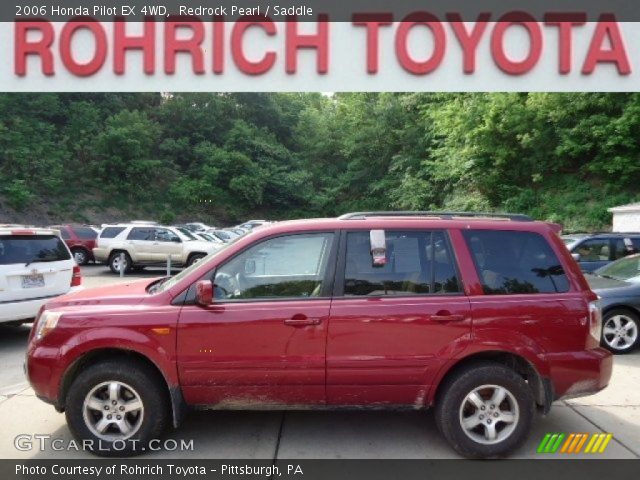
[0,226,82,324]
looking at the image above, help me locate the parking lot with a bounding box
[1,265,639,459]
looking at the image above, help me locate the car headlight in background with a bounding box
[35,311,63,341]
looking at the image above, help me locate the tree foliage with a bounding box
[0,92,638,229]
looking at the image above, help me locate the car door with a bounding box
[125,227,155,262]
[176,232,337,407]
[152,228,184,263]
[326,229,471,406]
[572,238,612,272]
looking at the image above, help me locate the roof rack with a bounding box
[338,211,534,222]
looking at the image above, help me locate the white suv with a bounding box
[0,226,82,324]
[93,224,221,274]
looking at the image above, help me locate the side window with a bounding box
[574,239,610,262]
[344,230,460,297]
[463,230,569,295]
[57,228,71,240]
[127,228,153,241]
[73,227,97,240]
[100,227,125,238]
[155,228,180,242]
[214,233,335,300]
[614,238,639,260]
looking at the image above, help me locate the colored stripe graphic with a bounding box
[539,433,613,454]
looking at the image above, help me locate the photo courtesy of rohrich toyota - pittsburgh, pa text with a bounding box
[1,1,640,479]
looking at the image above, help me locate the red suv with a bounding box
[26,213,612,458]
[49,225,98,265]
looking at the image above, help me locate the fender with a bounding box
[425,328,550,406]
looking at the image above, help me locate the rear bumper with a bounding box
[544,347,612,400]
[92,247,109,262]
[0,286,84,324]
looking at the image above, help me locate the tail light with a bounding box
[71,265,82,287]
[589,299,602,341]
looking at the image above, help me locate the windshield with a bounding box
[596,255,640,282]
[150,242,233,294]
[0,235,71,265]
[176,227,198,241]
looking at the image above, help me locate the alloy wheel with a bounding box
[459,384,519,445]
[82,381,144,441]
[603,314,638,351]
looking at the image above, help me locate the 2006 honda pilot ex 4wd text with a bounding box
[26,212,612,458]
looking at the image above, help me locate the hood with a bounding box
[44,277,157,309]
[585,273,640,297]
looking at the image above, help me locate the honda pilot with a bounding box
[26,212,611,458]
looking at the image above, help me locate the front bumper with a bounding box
[544,347,612,400]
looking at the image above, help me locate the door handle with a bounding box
[431,311,466,322]
[284,314,322,326]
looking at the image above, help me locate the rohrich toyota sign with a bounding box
[4,14,640,91]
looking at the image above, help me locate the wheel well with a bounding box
[59,348,169,410]
[433,351,548,410]
[187,252,206,262]
[70,246,89,253]
[603,305,640,319]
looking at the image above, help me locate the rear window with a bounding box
[100,227,126,238]
[73,227,98,240]
[463,230,569,295]
[0,235,71,265]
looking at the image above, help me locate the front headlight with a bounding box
[35,311,63,341]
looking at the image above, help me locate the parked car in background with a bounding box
[568,233,640,272]
[184,222,212,233]
[206,229,236,243]
[237,220,270,230]
[93,224,220,274]
[585,254,640,353]
[27,212,611,458]
[49,224,98,265]
[561,233,589,250]
[0,226,81,325]
[194,232,225,244]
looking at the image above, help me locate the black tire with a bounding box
[187,253,206,267]
[601,308,640,354]
[65,360,169,457]
[71,248,90,266]
[434,362,535,458]
[108,251,132,275]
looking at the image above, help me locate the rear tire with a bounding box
[72,248,89,266]
[108,252,132,274]
[65,360,169,457]
[434,362,534,458]
[601,308,640,354]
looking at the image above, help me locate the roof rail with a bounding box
[338,211,534,222]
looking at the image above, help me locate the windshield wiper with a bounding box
[25,257,55,267]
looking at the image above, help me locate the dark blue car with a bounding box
[567,233,640,273]
[585,253,640,354]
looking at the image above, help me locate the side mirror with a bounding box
[571,253,581,261]
[370,230,387,267]
[195,280,213,306]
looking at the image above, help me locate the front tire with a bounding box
[601,308,640,354]
[435,362,534,458]
[65,360,169,457]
